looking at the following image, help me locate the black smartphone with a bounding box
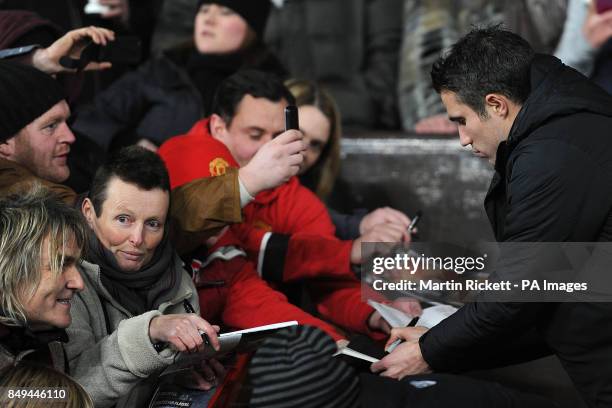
[98,36,142,65]
[285,105,299,131]
[60,36,142,70]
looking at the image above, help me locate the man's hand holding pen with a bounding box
[351,210,422,265]
[371,326,431,379]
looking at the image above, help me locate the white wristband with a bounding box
[238,176,255,208]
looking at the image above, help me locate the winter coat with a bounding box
[64,259,199,408]
[72,52,204,151]
[418,54,612,408]
[0,158,76,204]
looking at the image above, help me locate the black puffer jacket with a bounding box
[72,50,203,151]
[419,55,612,408]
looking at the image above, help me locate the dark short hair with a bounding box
[88,146,170,216]
[211,69,295,126]
[431,25,535,117]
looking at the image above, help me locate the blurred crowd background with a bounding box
[3,0,612,134]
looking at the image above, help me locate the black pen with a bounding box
[407,210,423,234]
[385,316,420,353]
[183,299,210,346]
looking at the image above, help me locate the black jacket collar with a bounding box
[0,323,68,355]
[499,54,612,170]
[485,54,612,237]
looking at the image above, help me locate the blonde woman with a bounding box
[0,188,87,372]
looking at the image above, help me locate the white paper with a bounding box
[415,305,458,328]
[368,300,458,329]
[333,346,379,363]
[367,300,414,327]
[219,321,298,338]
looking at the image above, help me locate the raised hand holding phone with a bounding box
[59,36,141,71]
[239,107,305,194]
[31,26,115,74]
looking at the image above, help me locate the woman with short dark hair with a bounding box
[65,147,222,408]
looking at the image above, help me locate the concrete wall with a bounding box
[334,135,495,245]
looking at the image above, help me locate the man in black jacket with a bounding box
[372,26,612,408]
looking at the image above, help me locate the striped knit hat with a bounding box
[249,325,360,408]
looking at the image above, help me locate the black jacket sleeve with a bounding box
[72,60,154,151]
[420,302,552,371]
[328,208,366,241]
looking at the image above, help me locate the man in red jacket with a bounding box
[160,70,417,337]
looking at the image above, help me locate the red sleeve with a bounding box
[220,257,344,341]
[275,235,355,282]
[232,179,355,284]
[281,184,353,281]
[309,280,386,340]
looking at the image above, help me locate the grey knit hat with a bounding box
[249,325,360,408]
[0,61,65,142]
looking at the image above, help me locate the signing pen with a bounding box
[385,316,420,353]
[407,210,423,234]
[183,299,210,346]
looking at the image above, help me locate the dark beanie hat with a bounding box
[0,61,65,143]
[248,325,360,408]
[0,11,62,50]
[197,0,272,39]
